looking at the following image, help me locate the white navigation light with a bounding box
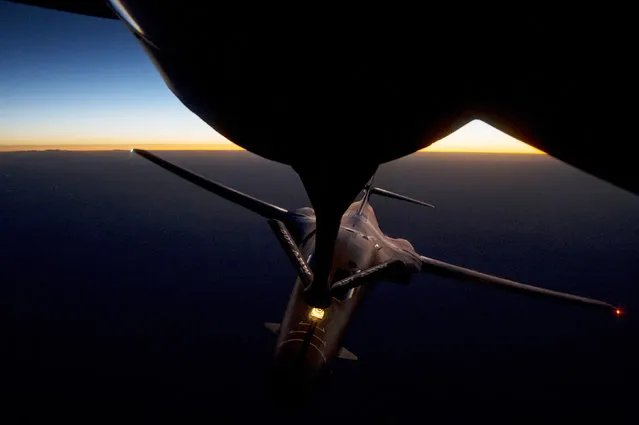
[309,308,325,321]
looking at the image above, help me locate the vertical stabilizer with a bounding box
[356,175,376,215]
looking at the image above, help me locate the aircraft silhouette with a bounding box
[8,0,639,309]
[132,148,621,395]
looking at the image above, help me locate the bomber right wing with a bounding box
[133,149,320,287]
[132,149,292,223]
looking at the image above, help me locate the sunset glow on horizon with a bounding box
[0,119,544,154]
[422,120,545,154]
[0,3,544,155]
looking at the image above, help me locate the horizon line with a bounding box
[0,143,546,154]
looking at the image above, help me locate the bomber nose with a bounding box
[270,355,328,404]
[270,332,329,402]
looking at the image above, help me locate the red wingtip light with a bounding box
[615,309,623,316]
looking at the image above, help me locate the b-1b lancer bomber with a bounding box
[132,149,623,394]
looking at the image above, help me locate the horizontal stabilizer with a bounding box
[132,149,291,222]
[419,255,623,314]
[337,347,358,361]
[331,260,406,292]
[267,219,314,287]
[371,187,435,209]
[264,322,281,334]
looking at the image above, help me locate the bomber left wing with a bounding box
[322,250,623,315]
[418,255,623,315]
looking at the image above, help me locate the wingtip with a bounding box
[131,148,150,157]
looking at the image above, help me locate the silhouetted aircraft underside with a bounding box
[10,1,638,196]
[9,0,638,306]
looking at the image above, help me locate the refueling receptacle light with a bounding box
[309,308,325,321]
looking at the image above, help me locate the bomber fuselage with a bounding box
[271,200,421,392]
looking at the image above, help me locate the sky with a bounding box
[0,2,543,154]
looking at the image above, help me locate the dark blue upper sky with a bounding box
[0,2,542,153]
[0,1,227,146]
